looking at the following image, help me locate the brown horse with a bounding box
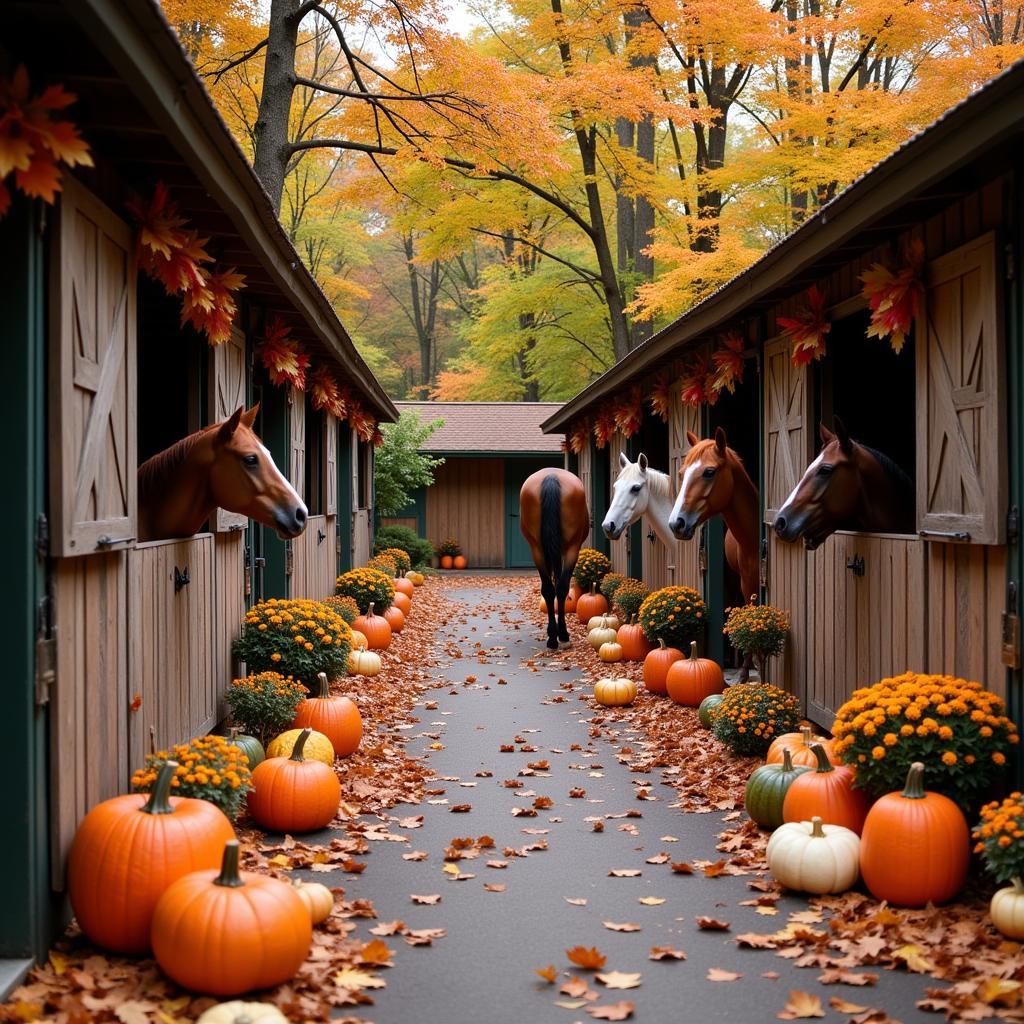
[773,417,914,549]
[520,468,590,650]
[138,405,307,542]
[669,427,761,605]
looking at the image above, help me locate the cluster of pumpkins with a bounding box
[742,728,975,911]
[347,570,424,664]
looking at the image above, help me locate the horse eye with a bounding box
[818,464,833,476]
[243,454,259,468]
[702,467,716,479]
[630,484,642,494]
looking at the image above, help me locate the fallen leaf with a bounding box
[567,946,607,970]
[828,997,870,1013]
[566,897,588,906]
[403,851,428,861]
[586,1001,635,1020]
[703,859,728,877]
[484,883,506,893]
[535,965,557,984]
[609,869,641,878]
[707,968,742,982]
[359,939,394,965]
[977,977,1022,1007]
[777,990,825,1019]
[893,945,932,974]
[410,894,441,905]
[450,804,472,813]
[335,968,386,990]
[817,970,878,987]
[596,972,642,990]
[560,977,597,999]
[638,897,665,906]
[670,862,695,874]
[603,922,641,932]
[649,946,687,961]
[697,917,730,931]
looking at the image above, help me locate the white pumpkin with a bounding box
[588,613,621,632]
[594,676,636,707]
[197,1002,289,1024]
[348,649,382,677]
[991,877,1024,940]
[293,879,334,924]
[766,816,860,894]
[588,625,619,650]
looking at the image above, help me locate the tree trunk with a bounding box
[253,0,302,212]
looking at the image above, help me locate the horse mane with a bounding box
[645,467,673,500]
[138,429,207,503]
[859,443,914,494]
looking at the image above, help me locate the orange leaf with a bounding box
[777,990,825,1019]
[359,939,394,965]
[696,917,730,931]
[567,945,607,970]
[707,968,742,982]
[535,964,557,984]
[586,1001,634,1020]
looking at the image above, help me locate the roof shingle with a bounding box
[396,403,565,454]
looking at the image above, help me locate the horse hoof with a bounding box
[558,638,571,648]
[546,638,559,650]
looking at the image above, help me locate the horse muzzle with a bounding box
[670,516,697,541]
[602,520,625,540]
[274,503,308,539]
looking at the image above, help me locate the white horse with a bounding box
[601,452,679,549]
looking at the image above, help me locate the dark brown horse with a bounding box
[138,405,307,542]
[669,427,761,605]
[773,416,914,549]
[520,468,590,650]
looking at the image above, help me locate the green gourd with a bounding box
[224,727,265,769]
[698,693,725,730]
[744,748,811,830]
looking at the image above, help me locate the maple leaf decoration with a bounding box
[680,354,714,408]
[182,266,245,345]
[568,418,592,454]
[649,372,673,422]
[259,316,310,390]
[860,239,924,354]
[0,65,93,218]
[613,386,643,438]
[710,332,746,396]
[348,398,378,442]
[778,285,831,367]
[309,365,342,415]
[593,409,617,450]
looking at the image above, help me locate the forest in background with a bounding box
[163,0,1024,401]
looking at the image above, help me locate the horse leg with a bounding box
[539,572,559,650]
[555,567,573,646]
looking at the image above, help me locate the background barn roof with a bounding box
[397,403,565,454]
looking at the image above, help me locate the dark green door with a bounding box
[505,458,560,568]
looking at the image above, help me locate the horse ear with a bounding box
[819,422,835,446]
[685,430,699,447]
[241,404,259,428]
[714,426,727,455]
[618,451,629,469]
[217,407,244,443]
[833,415,853,454]
[638,452,648,473]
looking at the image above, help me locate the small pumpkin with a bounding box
[248,729,341,833]
[576,583,608,624]
[196,1001,289,1024]
[616,620,651,662]
[698,693,725,729]
[859,761,969,907]
[353,603,392,650]
[453,554,468,569]
[394,577,415,599]
[392,590,412,616]
[991,877,1024,940]
[766,816,861,894]
[292,673,362,757]
[348,648,382,677]
[268,727,335,766]
[440,555,453,569]
[745,748,812,831]
[642,639,683,696]
[152,840,311,996]
[665,641,724,707]
[350,629,368,651]
[224,727,265,769]
[599,641,623,663]
[767,726,839,767]
[782,743,869,834]
[588,613,621,632]
[588,625,619,650]
[406,570,425,586]
[292,879,334,924]
[569,581,583,603]
[68,761,235,954]
[383,604,406,634]
[594,676,637,707]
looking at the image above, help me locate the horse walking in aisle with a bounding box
[520,468,591,650]
[602,452,680,549]
[773,417,914,549]
[138,405,308,542]
[669,427,761,607]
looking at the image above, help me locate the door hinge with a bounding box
[35,513,49,562]
[1002,579,1021,669]
[759,536,769,588]
[1008,506,1020,545]
[35,594,56,706]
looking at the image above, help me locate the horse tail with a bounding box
[539,474,563,582]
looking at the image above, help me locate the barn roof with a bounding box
[542,57,1024,433]
[7,0,397,423]
[396,403,565,454]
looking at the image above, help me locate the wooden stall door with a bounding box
[212,532,245,710]
[607,434,629,575]
[762,339,813,701]
[578,444,593,544]
[209,328,248,531]
[128,536,216,766]
[351,431,371,567]
[667,397,702,591]
[288,387,306,594]
[291,515,337,600]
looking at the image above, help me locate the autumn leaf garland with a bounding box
[778,285,830,367]
[860,240,924,354]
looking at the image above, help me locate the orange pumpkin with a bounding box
[151,840,311,996]
[248,728,341,833]
[859,762,969,907]
[383,604,406,633]
[782,744,869,834]
[68,761,234,954]
[569,581,583,603]
[540,591,577,615]
[767,726,839,767]
[453,554,468,569]
[440,555,453,569]
[292,672,363,757]
[665,641,724,706]
[576,584,609,624]
[643,639,683,696]
[394,577,414,599]
[616,620,652,662]
[353,603,392,650]
[392,590,412,616]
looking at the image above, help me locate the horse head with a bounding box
[773,416,860,550]
[602,452,653,540]
[669,427,740,540]
[209,406,308,539]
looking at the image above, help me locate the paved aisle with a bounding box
[329,587,933,1024]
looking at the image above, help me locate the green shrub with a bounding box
[614,578,648,622]
[375,524,433,569]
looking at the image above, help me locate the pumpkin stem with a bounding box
[591,583,597,594]
[781,748,794,773]
[368,602,375,617]
[141,760,179,816]
[290,727,312,762]
[901,761,927,799]
[1012,877,1024,894]
[214,840,245,888]
[800,726,813,745]
[810,743,833,774]
[317,671,331,699]
[688,640,698,660]
[658,638,666,650]
[809,816,825,838]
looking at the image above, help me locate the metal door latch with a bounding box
[174,565,190,591]
[846,555,865,577]
[1002,580,1021,669]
